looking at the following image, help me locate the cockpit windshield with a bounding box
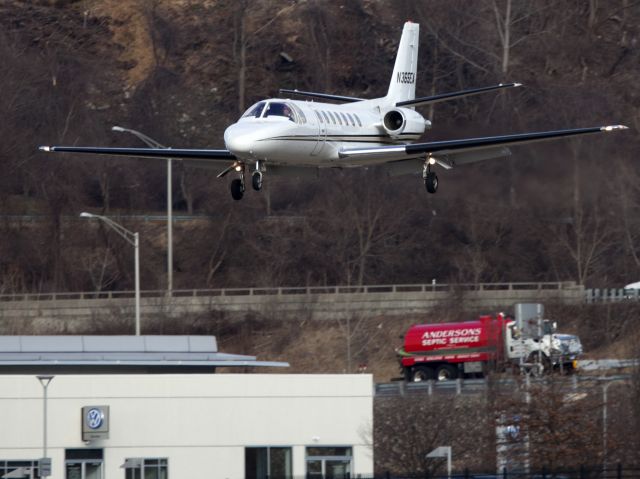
[264,102,295,122]
[241,101,298,122]
[241,101,266,119]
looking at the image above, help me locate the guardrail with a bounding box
[0,281,579,303]
[586,288,640,303]
[375,373,632,397]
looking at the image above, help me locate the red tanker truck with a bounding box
[397,310,583,381]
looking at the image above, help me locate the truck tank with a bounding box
[399,315,509,381]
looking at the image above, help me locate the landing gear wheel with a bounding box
[230,178,245,200]
[435,364,458,381]
[252,171,263,191]
[425,172,438,194]
[411,365,435,382]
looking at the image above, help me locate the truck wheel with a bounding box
[411,366,435,382]
[527,352,551,375]
[435,364,458,381]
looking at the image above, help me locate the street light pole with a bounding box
[134,231,140,335]
[80,212,141,335]
[36,376,54,459]
[112,126,172,296]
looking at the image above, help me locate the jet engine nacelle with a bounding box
[382,108,427,139]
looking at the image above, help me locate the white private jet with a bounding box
[40,22,627,200]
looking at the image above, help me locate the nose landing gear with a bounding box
[252,161,263,191]
[228,161,265,200]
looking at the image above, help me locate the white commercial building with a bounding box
[0,374,373,479]
[0,337,374,479]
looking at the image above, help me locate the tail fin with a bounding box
[386,22,419,106]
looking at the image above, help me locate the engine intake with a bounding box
[383,109,406,137]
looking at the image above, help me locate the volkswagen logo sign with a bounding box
[86,408,104,429]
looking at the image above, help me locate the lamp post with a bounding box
[81,212,141,335]
[111,126,172,296]
[37,375,54,475]
[426,446,451,479]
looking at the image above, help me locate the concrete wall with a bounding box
[0,283,585,329]
[0,374,373,479]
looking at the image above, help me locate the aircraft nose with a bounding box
[224,124,255,158]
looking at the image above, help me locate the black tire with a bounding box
[435,364,458,381]
[411,365,435,382]
[230,179,244,200]
[425,172,438,194]
[252,171,263,191]
[525,352,550,376]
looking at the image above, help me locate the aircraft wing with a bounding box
[39,146,236,161]
[338,125,628,166]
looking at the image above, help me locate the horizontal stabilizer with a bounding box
[396,83,522,108]
[278,89,363,103]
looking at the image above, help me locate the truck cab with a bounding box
[505,317,582,374]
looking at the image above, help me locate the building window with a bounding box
[122,458,168,479]
[0,460,40,479]
[245,447,292,479]
[306,447,352,479]
[66,449,103,479]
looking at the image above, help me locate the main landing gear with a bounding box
[228,161,264,200]
[423,161,438,194]
[230,178,245,201]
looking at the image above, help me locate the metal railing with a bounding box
[375,374,632,397]
[586,288,640,303]
[368,464,640,479]
[0,281,579,303]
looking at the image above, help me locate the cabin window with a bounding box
[321,111,330,124]
[339,112,349,126]
[314,110,323,123]
[242,101,266,118]
[291,104,307,124]
[327,111,337,124]
[264,102,295,122]
[346,113,356,126]
[334,112,342,125]
[353,113,362,127]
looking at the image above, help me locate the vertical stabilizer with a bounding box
[386,22,419,106]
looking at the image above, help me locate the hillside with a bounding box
[1,1,640,318]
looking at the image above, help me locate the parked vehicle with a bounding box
[397,304,583,381]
